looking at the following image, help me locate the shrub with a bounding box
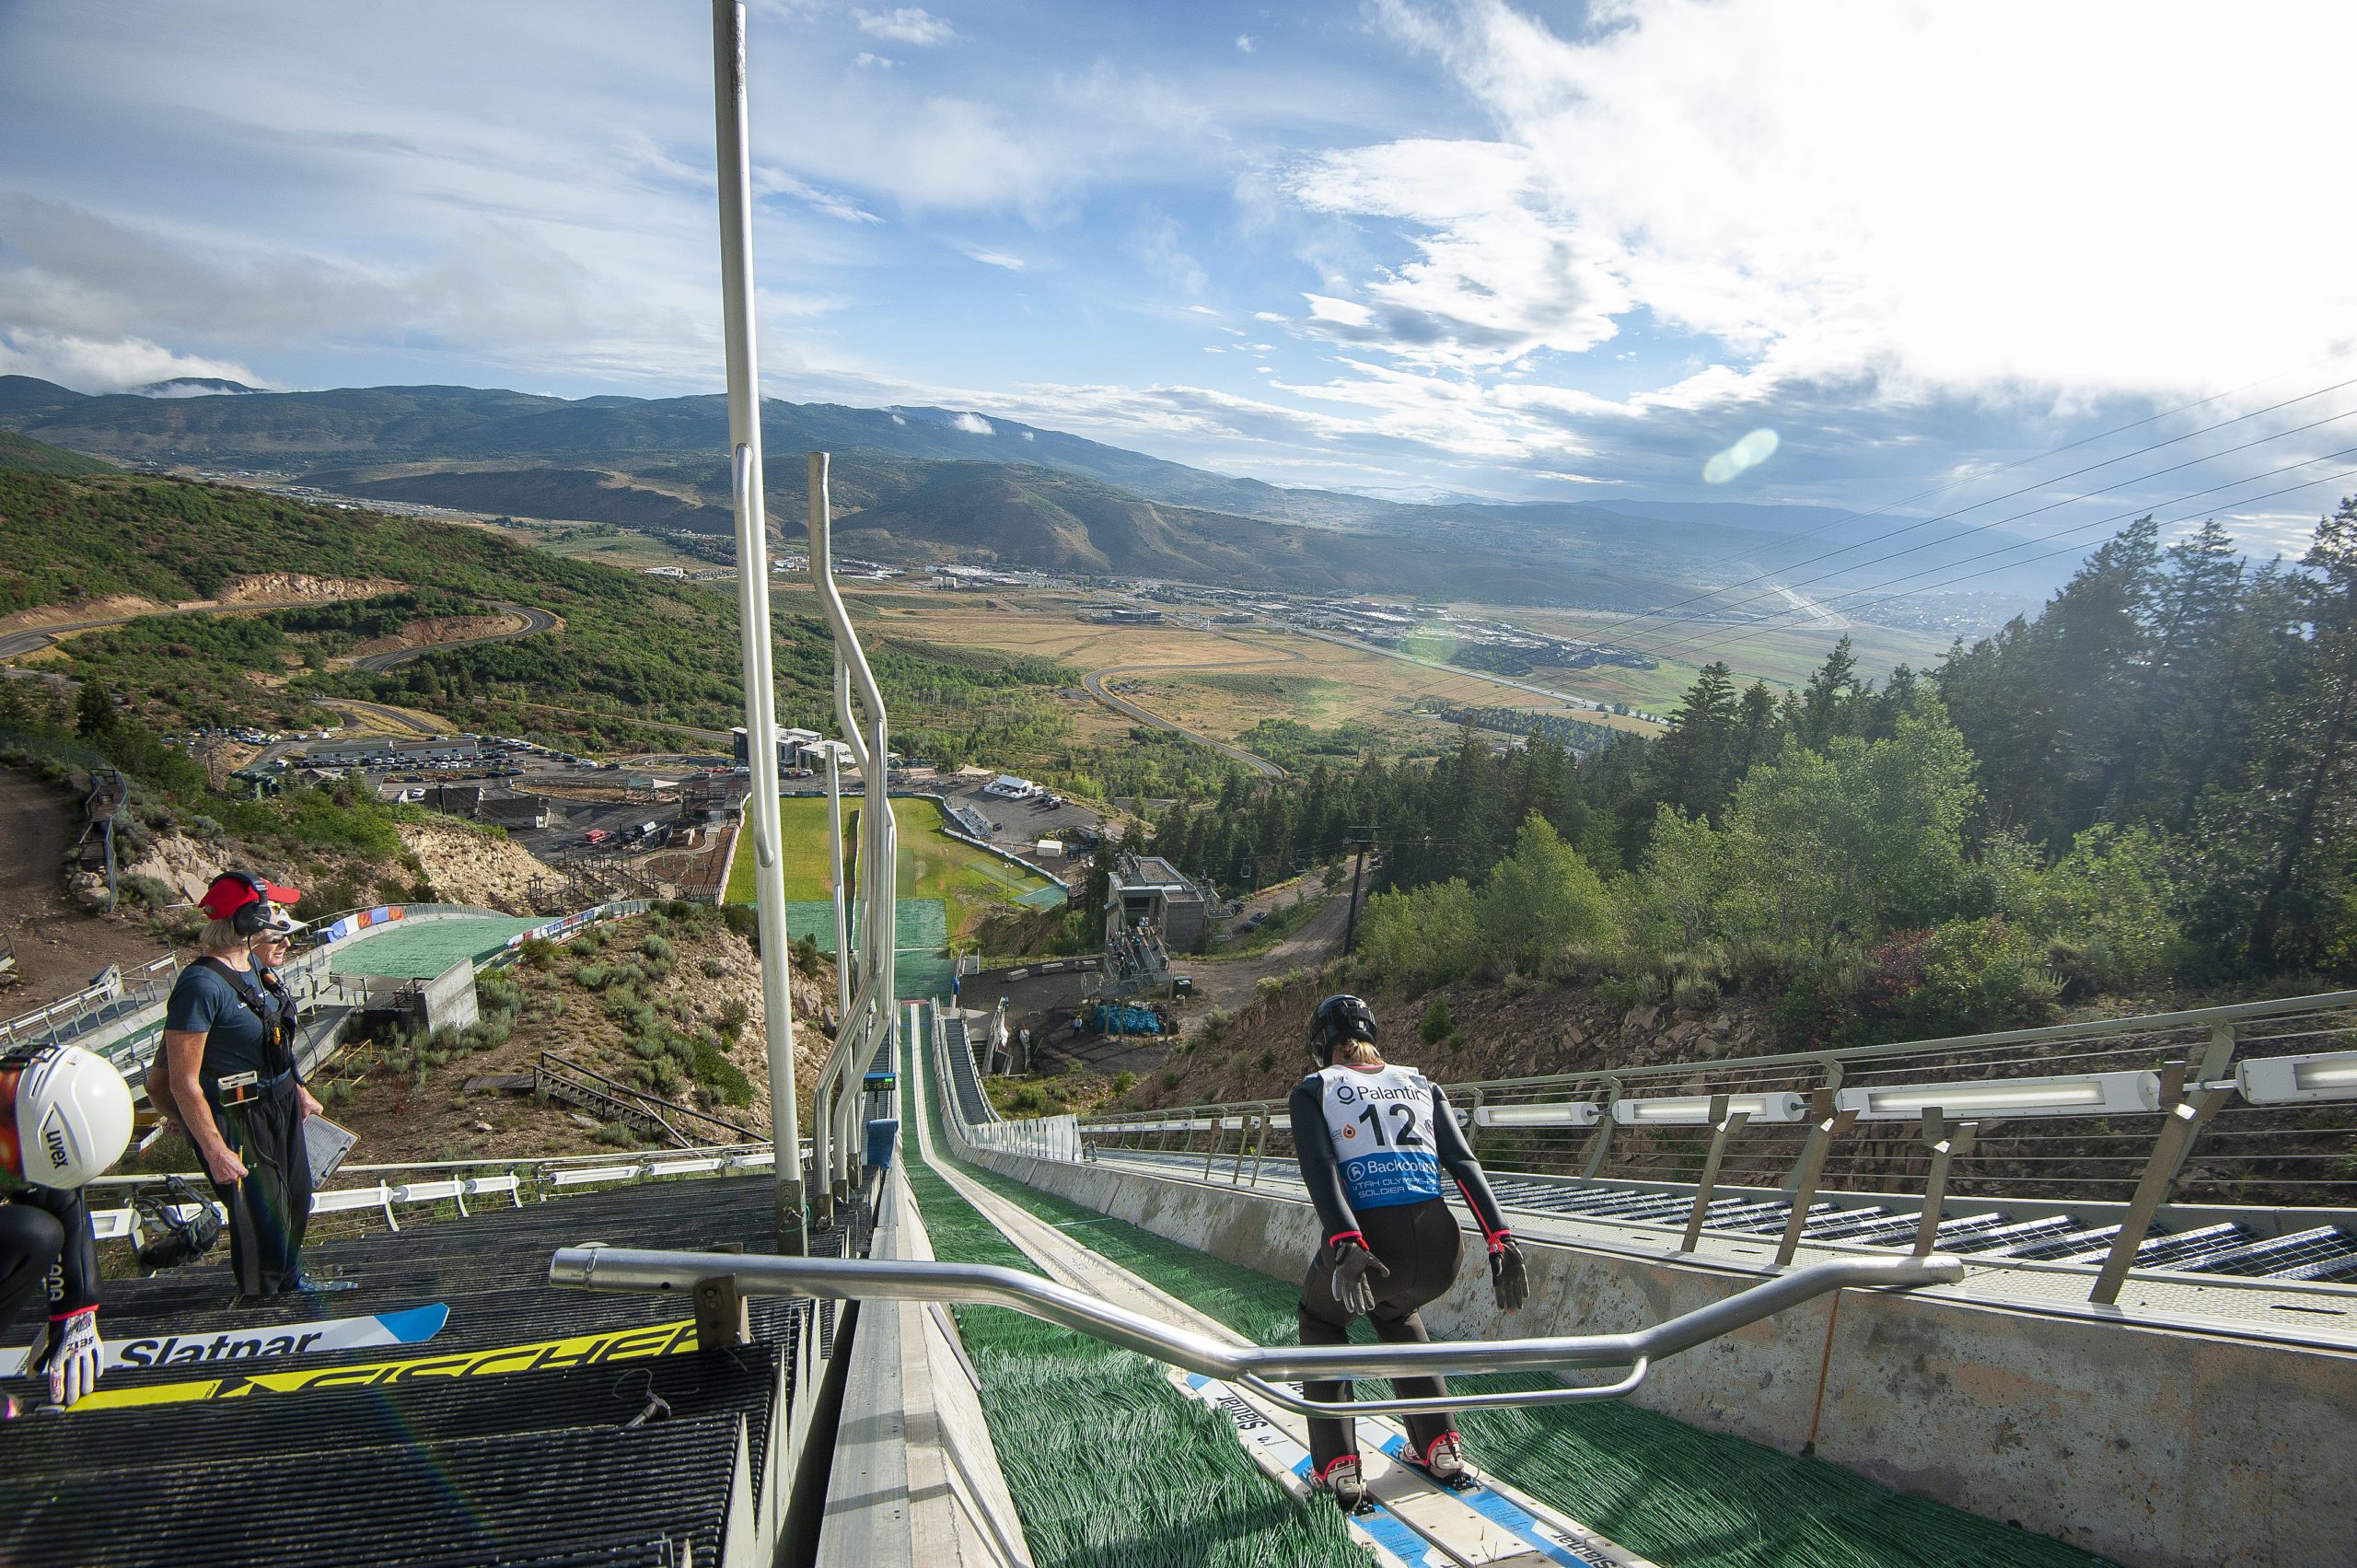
[701,956,727,979]
[518,936,561,970]
[790,933,822,973]
[119,873,177,911]
[593,1121,637,1148]
[572,963,607,991]
[721,903,759,949]
[1256,1049,1276,1072]
[1671,974,1719,1013]
[714,998,749,1042]
[1111,1070,1136,1095]
[1202,1008,1231,1043]
[641,933,672,960]
[1418,996,1455,1047]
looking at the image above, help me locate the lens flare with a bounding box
[1702,428,1780,484]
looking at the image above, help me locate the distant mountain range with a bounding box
[0,376,2079,612]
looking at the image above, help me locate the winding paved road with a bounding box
[350,602,560,671]
[1079,636,1304,778]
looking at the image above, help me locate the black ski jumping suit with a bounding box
[1289,1059,1513,1475]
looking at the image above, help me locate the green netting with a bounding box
[900,1015,1366,1568]
[928,1050,2113,1568]
[786,898,952,1001]
[329,915,547,979]
[1016,883,1071,911]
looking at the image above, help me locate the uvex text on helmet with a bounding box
[14,1044,134,1189]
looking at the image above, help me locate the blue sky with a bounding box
[2,0,2354,557]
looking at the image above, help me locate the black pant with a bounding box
[1298,1198,1463,1471]
[0,1202,65,1330]
[209,1077,313,1298]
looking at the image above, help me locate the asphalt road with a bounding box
[1290,625,1656,729]
[316,697,444,736]
[1079,637,1303,778]
[350,602,559,671]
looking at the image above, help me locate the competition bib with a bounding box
[1318,1063,1442,1209]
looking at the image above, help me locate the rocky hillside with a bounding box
[1132,968,1778,1109]
[319,904,838,1165]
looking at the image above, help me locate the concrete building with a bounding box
[1105,853,1209,951]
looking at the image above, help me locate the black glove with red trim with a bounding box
[1329,1235,1389,1318]
[1489,1236,1527,1314]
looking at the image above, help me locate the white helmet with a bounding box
[12,1044,134,1189]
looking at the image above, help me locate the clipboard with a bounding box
[304,1115,359,1183]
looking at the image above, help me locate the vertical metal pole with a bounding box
[1230,1113,1258,1185]
[828,745,850,1023]
[1341,830,1371,957]
[709,0,803,1255]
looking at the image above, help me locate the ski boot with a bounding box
[1413,1433,1475,1490]
[1313,1454,1370,1514]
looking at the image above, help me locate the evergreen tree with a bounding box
[75,678,121,741]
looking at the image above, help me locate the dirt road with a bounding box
[0,769,172,1010]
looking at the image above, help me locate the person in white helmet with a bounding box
[1292,993,1528,1512]
[1,1040,134,1416]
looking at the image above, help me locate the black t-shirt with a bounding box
[164,959,288,1085]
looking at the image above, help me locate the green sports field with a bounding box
[726,796,1060,935]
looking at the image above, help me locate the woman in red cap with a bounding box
[159,871,345,1301]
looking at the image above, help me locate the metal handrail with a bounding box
[1079,990,2357,1121]
[551,1246,1963,1416]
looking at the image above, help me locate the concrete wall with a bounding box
[965,1146,2357,1568]
[420,958,479,1034]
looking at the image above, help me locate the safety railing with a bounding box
[550,1245,1961,1416]
[1075,989,2357,1306]
[0,956,179,1051]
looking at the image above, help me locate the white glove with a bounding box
[37,1307,102,1407]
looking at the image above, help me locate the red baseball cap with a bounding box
[197,871,303,921]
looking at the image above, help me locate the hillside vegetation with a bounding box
[0,428,116,477]
[0,470,1242,800]
[1149,503,2357,1048]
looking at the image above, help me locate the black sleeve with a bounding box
[7,1184,99,1315]
[1431,1086,1513,1247]
[1288,1078,1361,1249]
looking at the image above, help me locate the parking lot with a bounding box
[923,771,1104,856]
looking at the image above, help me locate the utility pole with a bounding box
[1341,824,1374,958]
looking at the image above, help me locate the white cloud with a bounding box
[752,167,882,224]
[1235,34,1255,52]
[956,244,1028,272]
[853,52,895,69]
[853,7,957,47]
[949,411,993,434]
[1253,310,1285,323]
[1021,430,1034,440]
[0,328,263,394]
[1341,0,2357,401]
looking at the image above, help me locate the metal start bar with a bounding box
[550,1247,1962,1417]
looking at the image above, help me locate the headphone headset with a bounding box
[221,871,273,936]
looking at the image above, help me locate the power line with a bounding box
[1574,364,2357,647]
[1603,407,2357,665]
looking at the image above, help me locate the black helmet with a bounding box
[1308,993,1378,1067]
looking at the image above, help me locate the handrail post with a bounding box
[709,0,804,1255]
[1912,1108,1978,1258]
[1678,1095,1750,1252]
[1774,1088,1857,1268]
[2091,1085,2232,1306]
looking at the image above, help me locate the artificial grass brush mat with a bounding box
[902,1027,1366,1567]
[938,1124,2112,1567]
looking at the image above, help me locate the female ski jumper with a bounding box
[1290,994,1528,1504]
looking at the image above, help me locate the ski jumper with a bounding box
[0,1182,99,1338]
[1290,1061,1513,1474]
[166,958,312,1297]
